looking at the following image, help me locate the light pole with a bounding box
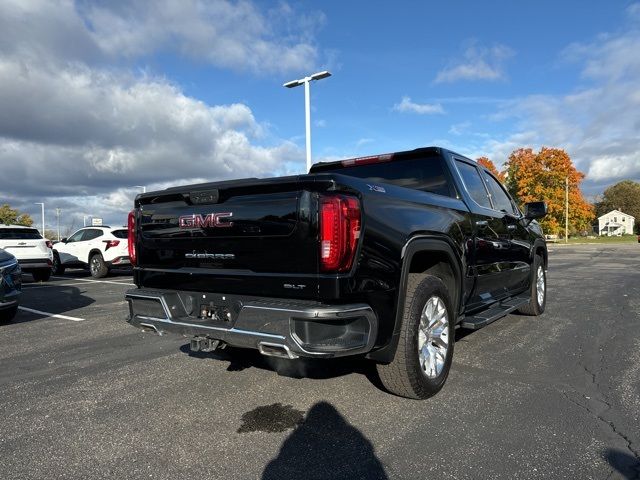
[134,185,146,193]
[565,177,569,243]
[55,208,61,241]
[283,71,332,172]
[34,202,44,237]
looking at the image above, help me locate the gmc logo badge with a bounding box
[179,213,233,228]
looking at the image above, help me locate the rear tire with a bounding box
[32,269,51,282]
[517,254,546,315]
[89,253,109,278]
[0,305,18,323]
[52,252,65,275]
[376,274,455,400]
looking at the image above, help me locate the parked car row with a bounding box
[0,224,131,282]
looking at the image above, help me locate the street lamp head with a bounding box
[310,70,331,81]
[283,71,331,88]
[283,79,303,88]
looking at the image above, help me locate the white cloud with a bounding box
[626,2,640,21]
[393,96,445,115]
[0,0,313,227]
[448,121,471,136]
[0,0,324,75]
[355,138,374,148]
[78,0,323,74]
[466,9,640,194]
[434,42,514,84]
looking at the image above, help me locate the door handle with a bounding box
[476,220,489,227]
[507,224,517,230]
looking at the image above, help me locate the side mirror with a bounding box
[61,237,68,243]
[524,202,547,220]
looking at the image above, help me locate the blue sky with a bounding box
[1,0,639,229]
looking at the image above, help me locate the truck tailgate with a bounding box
[134,176,321,299]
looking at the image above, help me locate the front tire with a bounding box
[89,253,109,278]
[52,252,65,275]
[376,274,455,400]
[517,255,546,316]
[32,269,51,282]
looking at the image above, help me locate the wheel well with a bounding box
[409,251,459,314]
[535,246,547,268]
[88,249,102,262]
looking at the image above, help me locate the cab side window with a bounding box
[482,172,516,214]
[455,160,491,208]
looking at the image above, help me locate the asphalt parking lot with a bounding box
[1,244,639,479]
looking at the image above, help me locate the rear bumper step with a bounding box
[125,288,378,358]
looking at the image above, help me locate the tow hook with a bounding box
[190,336,223,353]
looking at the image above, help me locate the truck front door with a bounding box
[454,159,514,310]
[481,171,531,293]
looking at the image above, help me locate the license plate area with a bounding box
[176,292,240,326]
[199,303,232,322]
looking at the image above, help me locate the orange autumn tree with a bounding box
[503,147,594,235]
[476,156,505,182]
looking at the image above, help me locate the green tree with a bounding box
[595,180,640,233]
[0,204,34,226]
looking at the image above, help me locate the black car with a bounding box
[0,248,21,322]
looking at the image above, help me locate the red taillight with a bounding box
[45,240,53,249]
[319,195,361,272]
[103,240,120,250]
[127,210,137,266]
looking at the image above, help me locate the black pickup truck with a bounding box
[125,147,547,399]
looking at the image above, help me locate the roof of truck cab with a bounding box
[309,146,469,173]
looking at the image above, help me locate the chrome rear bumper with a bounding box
[126,288,378,358]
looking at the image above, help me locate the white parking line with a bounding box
[18,306,84,322]
[51,276,135,286]
[22,282,91,290]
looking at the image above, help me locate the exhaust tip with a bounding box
[140,323,163,335]
[258,342,298,359]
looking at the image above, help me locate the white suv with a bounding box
[0,225,53,281]
[53,226,130,278]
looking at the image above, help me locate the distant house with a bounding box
[597,210,635,236]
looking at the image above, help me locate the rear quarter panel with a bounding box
[318,174,474,348]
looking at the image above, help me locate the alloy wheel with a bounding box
[417,296,450,379]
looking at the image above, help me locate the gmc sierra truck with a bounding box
[125,146,548,399]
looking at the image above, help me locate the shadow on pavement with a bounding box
[180,344,389,393]
[183,343,382,376]
[7,284,95,325]
[261,401,388,480]
[51,268,133,278]
[604,448,640,479]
